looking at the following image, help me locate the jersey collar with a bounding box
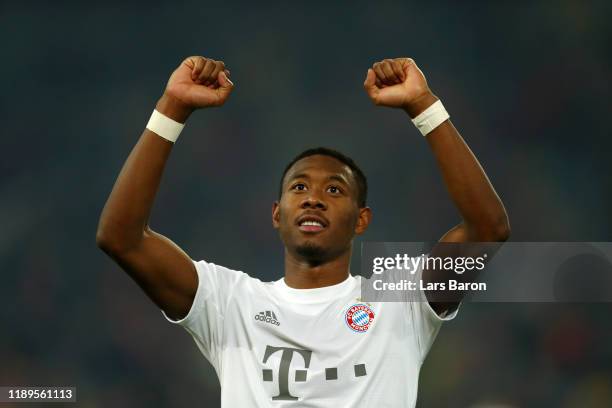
[273,274,356,304]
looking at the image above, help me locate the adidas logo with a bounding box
[254,310,280,326]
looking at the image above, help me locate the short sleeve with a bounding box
[406,265,459,363]
[162,259,246,370]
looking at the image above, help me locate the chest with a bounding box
[220,297,419,405]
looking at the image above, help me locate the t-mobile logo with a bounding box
[262,345,367,401]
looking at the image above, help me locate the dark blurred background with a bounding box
[1,1,611,407]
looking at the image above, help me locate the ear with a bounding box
[354,207,372,235]
[272,201,281,229]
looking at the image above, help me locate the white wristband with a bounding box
[411,100,450,136]
[146,109,185,143]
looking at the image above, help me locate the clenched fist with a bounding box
[363,58,438,118]
[156,56,234,122]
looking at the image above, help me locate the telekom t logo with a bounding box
[262,346,312,401]
[262,345,368,401]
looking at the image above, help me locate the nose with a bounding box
[300,194,327,210]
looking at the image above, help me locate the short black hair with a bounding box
[279,147,368,207]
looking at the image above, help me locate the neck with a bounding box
[283,247,352,289]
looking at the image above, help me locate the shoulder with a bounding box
[193,259,274,293]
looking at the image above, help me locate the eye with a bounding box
[327,185,342,194]
[291,183,307,191]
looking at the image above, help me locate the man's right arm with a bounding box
[96,56,234,320]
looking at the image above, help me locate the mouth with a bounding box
[296,214,328,233]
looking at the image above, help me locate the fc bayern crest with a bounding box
[345,304,375,333]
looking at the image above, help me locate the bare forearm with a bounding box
[95,56,233,320]
[406,94,509,240]
[363,58,509,241]
[96,95,191,251]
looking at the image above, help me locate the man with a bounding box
[96,55,509,407]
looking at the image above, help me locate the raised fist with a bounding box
[164,56,234,110]
[363,58,433,112]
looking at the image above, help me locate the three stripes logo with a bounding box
[254,310,280,326]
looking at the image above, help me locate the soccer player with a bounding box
[96,56,509,407]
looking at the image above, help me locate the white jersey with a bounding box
[164,259,456,407]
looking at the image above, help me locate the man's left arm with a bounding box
[364,58,510,315]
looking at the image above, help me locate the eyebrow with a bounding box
[288,173,350,186]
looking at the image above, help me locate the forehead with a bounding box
[284,154,355,186]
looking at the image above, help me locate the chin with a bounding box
[295,241,329,264]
